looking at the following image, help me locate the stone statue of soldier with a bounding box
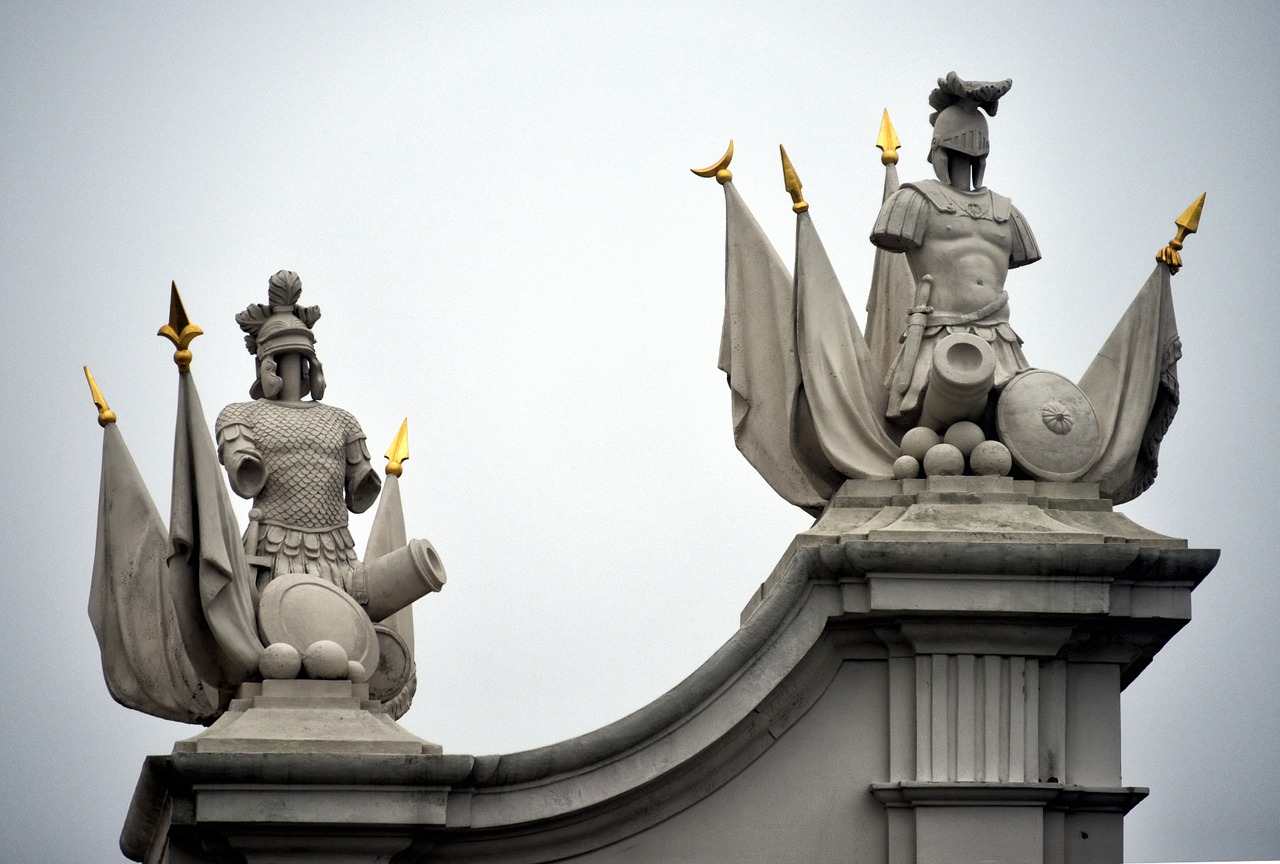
[871,73,1040,426]
[216,270,382,596]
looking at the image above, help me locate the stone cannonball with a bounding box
[259,642,302,680]
[900,426,942,461]
[970,440,1013,476]
[302,640,350,680]
[893,455,921,479]
[923,443,965,476]
[347,661,370,683]
[943,421,986,457]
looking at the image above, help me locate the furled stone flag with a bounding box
[792,203,900,481]
[89,415,219,723]
[166,370,264,692]
[1080,261,1182,503]
[716,178,827,512]
[364,419,418,719]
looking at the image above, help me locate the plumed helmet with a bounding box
[932,101,990,159]
[235,270,326,400]
[255,308,317,362]
[927,72,1011,162]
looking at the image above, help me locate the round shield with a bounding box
[366,624,414,703]
[995,369,1102,482]
[257,573,379,678]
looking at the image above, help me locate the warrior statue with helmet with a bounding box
[217,270,381,596]
[699,70,1199,509]
[871,73,1039,427]
[84,271,446,729]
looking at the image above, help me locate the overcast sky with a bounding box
[2,2,1277,862]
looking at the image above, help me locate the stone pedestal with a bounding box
[124,476,1213,863]
[741,476,1214,864]
[124,680,450,863]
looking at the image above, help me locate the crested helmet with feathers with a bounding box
[927,72,1013,187]
[235,270,326,400]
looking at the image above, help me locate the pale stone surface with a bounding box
[257,573,379,678]
[997,368,1102,481]
[126,469,1214,863]
[361,538,447,622]
[920,333,996,429]
[893,455,921,479]
[367,624,413,703]
[970,439,1012,476]
[258,642,301,680]
[943,420,985,457]
[901,426,941,461]
[923,442,964,476]
[706,70,1188,517]
[171,679,442,757]
[302,640,349,679]
[89,271,449,726]
[872,74,1037,427]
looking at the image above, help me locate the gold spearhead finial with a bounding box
[384,418,410,477]
[83,366,117,427]
[691,140,734,185]
[156,281,204,371]
[876,109,901,166]
[779,145,808,214]
[1156,192,1206,275]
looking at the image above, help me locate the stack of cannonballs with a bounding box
[259,639,367,682]
[893,421,1013,479]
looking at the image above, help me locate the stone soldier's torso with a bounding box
[871,179,1040,325]
[217,399,363,530]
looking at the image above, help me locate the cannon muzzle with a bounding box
[359,539,447,622]
[920,332,997,430]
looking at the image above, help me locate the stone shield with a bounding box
[257,573,380,678]
[995,369,1102,482]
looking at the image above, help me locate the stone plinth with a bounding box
[743,476,1214,864]
[125,477,1214,863]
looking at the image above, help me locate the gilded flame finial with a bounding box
[83,366,117,427]
[779,145,808,214]
[157,281,204,371]
[384,418,410,477]
[876,109,901,166]
[691,140,734,185]
[1156,192,1206,275]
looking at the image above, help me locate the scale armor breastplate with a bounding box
[217,400,362,530]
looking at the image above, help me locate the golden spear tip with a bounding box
[1177,192,1206,234]
[779,145,808,213]
[384,418,410,477]
[157,281,204,371]
[691,140,734,185]
[83,366,117,427]
[876,109,901,166]
[1156,192,1207,275]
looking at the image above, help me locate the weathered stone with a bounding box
[923,442,965,476]
[970,439,1013,476]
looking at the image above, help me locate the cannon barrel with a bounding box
[920,332,997,430]
[360,539,447,622]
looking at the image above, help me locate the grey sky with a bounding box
[2,2,1277,861]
